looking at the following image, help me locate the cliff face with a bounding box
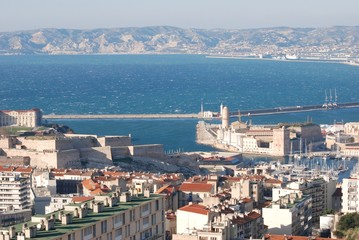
[0,26,358,55]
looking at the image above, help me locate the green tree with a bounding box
[337,213,359,231]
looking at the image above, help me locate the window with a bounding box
[143,216,149,228]
[151,214,156,225]
[114,214,124,228]
[93,225,97,237]
[142,203,150,216]
[101,220,107,234]
[155,200,159,210]
[115,228,122,240]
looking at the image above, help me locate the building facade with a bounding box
[0,173,31,212]
[262,192,312,236]
[0,109,42,128]
[3,192,166,240]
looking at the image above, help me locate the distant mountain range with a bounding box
[0,26,358,55]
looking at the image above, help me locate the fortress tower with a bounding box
[272,127,290,156]
[222,106,229,129]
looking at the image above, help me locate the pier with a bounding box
[42,102,359,120]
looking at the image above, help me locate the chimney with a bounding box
[93,202,104,213]
[61,213,73,225]
[44,219,55,231]
[24,226,37,238]
[144,188,150,198]
[73,208,79,218]
[58,211,63,221]
[9,226,16,238]
[17,233,26,240]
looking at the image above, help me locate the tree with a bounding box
[337,213,359,231]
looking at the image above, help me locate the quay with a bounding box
[42,102,359,120]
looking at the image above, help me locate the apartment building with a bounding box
[342,177,359,213]
[262,192,312,236]
[2,191,166,240]
[0,173,31,212]
[272,177,336,223]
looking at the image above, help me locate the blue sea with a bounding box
[1,55,359,153]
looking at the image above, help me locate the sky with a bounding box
[1,0,358,32]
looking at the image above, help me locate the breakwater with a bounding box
[43,102,359,120]
[43,113,199,119]
[234,102,359,117]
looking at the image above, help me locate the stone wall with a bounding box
[64,135,99,149]
[129,144,164,158]
[17,137,74,151]
[57,149,81,168]
[111,146,131,159]
[80,147,112,161]
[98,136,132,147]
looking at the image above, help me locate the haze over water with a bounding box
[1,54,359,152]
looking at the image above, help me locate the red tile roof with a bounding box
[82,179,101,191]
[72,196,94,203]
[179,204,209,215]
[179,183,213,193]
[265,178,282,184]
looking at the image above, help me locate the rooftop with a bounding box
[6,194,163,240]
[179,204,209,215]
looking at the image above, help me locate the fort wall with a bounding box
[79,147,112,161]
[129,144,164,158]
[98,136,132,147]
[111,146,131,159]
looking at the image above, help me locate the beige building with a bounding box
[2,191,166,240]
[200,113,323,157]
[0,109,42,128]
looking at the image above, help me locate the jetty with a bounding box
[43,101,359,120]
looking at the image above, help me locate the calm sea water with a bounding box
[1,55,359,152]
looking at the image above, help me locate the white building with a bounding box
[341,177,359,213]
[176,203,211,235]
[0,173,31,212]
[262,192,312,235]
[272,177,336,223]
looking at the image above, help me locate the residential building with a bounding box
[341,177,359,213]
[0,173,31,212]
[262,192,312,235]
[272,177,336,223]
[1,192,166,240]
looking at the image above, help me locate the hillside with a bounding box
[0,26,358,55]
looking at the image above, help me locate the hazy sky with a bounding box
[1,0,358,32]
